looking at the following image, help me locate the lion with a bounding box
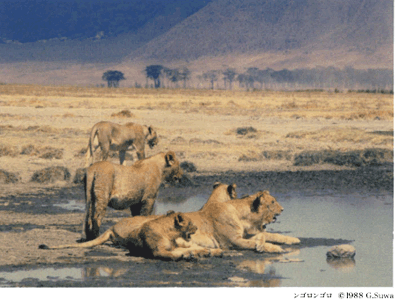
[85,121,159,167]
[40,211,221,261]
[81,183,299,255]
[83,151,183,240]
[184,189,300,253]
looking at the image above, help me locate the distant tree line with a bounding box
[103,65,393,92]
[197,67,393,91]
[144,65,191,89]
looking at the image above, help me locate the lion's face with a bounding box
[163,151,183,183]
[249,191,283,230]
[147,127,159,149]
[174,213,198,241]
[262,191,283,217]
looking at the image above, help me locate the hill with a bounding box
[0,0,393,86]
[128,0,393,69]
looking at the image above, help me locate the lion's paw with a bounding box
[285,237,301,245]
[256,242,284,254]
[210,248,223,257]
[175,238,192,248]
[195,249,212,258]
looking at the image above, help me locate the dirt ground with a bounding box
[0,86,393,286]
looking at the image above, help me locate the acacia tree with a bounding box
[145,65,164,88]
[102,70,126,88]
[166,68,181,87]
[222,68,236,90]
[203,70,219,89]
[237,73,254,89]
[180,67,191,88]
[162,67,190,88]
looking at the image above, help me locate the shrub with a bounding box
[111,109,135,118]
[236,127,257,136]
[0,170,20,184]
[31,166,71,183]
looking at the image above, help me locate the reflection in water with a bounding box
[225,269,282,287]
[82,267,128,278]
[233,250,303,287]
[236,250,302,274]
[243,278,282,287]
[237,259,273,274]
[55,200,85,211]
[327,258,356,272]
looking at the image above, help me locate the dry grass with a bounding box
[0,84,393,121]
[0,144,19,157]
[0,84,393,184]
[286,127,393,145]
[111,109,136,118]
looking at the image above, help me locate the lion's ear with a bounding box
[228,183,237,198]
[148,126,154,135]
[213,182,221,189]
[165,151,176,166]
[174,213,186,227]
[251,194,263,212]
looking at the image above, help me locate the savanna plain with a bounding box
[0,85,393,287]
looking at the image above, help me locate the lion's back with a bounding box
[88,161,116,176]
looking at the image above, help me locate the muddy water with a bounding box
[0,182,393,287]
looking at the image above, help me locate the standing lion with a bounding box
[85,121,158,167]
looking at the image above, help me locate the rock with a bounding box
[326,244,356,258]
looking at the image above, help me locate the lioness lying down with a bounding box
[185,188,300,253]
[40,211,221,261]
[40,183,299,258]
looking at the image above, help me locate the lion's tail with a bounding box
[85,124,99,167]
[82,170,94,240]
[38,229,113,250]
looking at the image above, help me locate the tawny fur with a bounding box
[83,151,183,240]
[85,121,158,167]
[182,190,300,253]
[39,212,220,261]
